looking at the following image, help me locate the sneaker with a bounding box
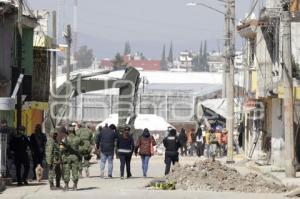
[17,182,23,186]
[108,175,113,179]
[120,177,124,180]
[23,181,28,185]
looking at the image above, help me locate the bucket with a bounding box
[0,97,15,110]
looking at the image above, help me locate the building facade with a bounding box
[238,2,300,168]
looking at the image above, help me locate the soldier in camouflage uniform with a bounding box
[46,129,62,190]
[60,127,81,191]
[75,123,94,178]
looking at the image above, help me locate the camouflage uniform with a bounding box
[45,131,62,190]
[60,133,81,190]
[76,127,93,177]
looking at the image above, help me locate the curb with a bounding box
[246,165,283,185]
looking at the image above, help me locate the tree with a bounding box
[124,41,131,56]
[74,45,94,69]
[167,41,173,65]
[140,52,146,60]
[203,40,209,71]
[160,44,168,71]
[192,42,203,71]
[112,53,127,70]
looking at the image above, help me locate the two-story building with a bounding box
[237,0,300,168]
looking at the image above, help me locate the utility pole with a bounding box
[73,0,78,70]
[281,0,296,177]
[16,0,23,128]
[51,11,57,113]
[64,25,72,124]
[222,12,227,98]
[226,0,235,164]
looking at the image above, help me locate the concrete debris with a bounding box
[161,160,287,193]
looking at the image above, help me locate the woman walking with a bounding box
[195,127,204,157]
[117,126,135,179]
[178,128,187,156]
[30,124,47,180]
[135,128,156,178]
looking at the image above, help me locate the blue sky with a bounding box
[27,0,264,59]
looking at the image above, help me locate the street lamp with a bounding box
[187,0,236,164]
[186,1,227,99]
[186,2,226,15]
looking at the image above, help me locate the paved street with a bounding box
[0,156,290,199]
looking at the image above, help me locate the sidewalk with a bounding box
[245,161,300,188]
[225,152,300,188]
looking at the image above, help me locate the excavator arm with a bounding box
[45,67,140,132]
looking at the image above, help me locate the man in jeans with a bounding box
[96,124,118,178]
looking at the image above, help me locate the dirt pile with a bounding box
[164,160,287,193]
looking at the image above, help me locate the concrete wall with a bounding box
[254,27,273,98]
[271,98,285,168]
[0,14,16,97]
[22,28,34,75]
[291,22,300,66]
[69,93,195,123]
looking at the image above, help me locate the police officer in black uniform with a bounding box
[10,126,31,186]
[163,128,181,175]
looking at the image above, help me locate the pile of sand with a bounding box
[163,160,287,193]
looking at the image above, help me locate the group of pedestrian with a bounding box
[95,124,188,178]
[204,126,229,161]
[0,120,47,186]
[0,119,96,191]
[176,124,238,162]
[2,117,240,191]
[96,125,157,179]
[178,127,205,157]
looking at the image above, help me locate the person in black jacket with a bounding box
[10,126,31,186]
[96,124,118,178]
[30,124,47,180]
[178,128,187,156]
[163,129,181,175]
[117,126,134,179]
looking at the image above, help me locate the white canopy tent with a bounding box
[96,114,174,131]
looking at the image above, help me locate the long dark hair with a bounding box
[180,128,185,135]
[142,128,150,138]
[35,124,42,134]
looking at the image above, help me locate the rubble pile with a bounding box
[164,160,287,193]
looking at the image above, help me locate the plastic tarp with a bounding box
[198,98,240,126]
